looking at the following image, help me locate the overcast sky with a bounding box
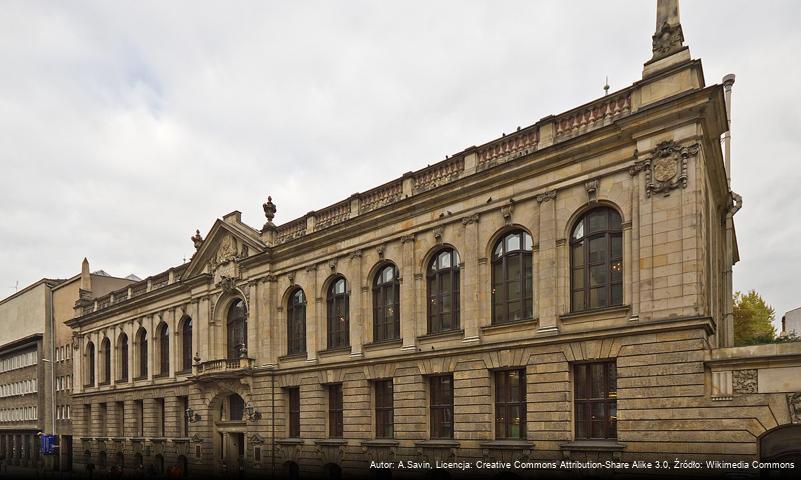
[1,1,799,328]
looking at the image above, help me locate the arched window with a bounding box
[222,394,245,422]
[570,207,623,311]
[491,230,533,324]
[427,249,460,334]
[100,337,111,385]
[327,277,349,349]
[85,342,96,387]
[181,317,193,372]
[373,265,400,342]
[287,289,307,355]
[156,323,169,376]
[136,328,148,379]
[117,333,129,381]
[227,299,247,359]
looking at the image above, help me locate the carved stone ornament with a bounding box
[261,195,277,232]
[535,190,557,203]
[350,249,362,260]
[376,245,385,260]
[216,234,237,264]
[788,392,801,424]
[249,433,265,445]
[287,272,295,285]
[219,276,238,295]
[432,226,444,243]
[461,213,480,226]
[652,21,684,59]
[191,229,204,250]
[501,199,514,224]
[732,369,758,394]
[585,179,599,204]
[400,233,415,244]
[636,140,699,197]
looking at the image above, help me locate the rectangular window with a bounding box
[287,387,300,438]
[135,400,144,437]
[429,375,454,439]
[374,380,394,439]
[99,403,108,436]
[179,396,190,437]
[83,404,91,436]
[574,361,617,440]
[495,369,526,439]
[116,401,125,436]
[328,384,343,439]
[156,398,166,437]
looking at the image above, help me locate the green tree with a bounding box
[733,290,776,346]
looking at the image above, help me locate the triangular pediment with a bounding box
[182,219,266,281]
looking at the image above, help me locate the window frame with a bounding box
[181,317,193,372]
[326,277,350,349]
[118,333,129,382]
[287,387,300,438]
[327,383,344,439]
[374,379,394,439]
[429,375,454,439]
[157,323,169,376]
[226,299,248,359]
[426,249,461,334]
[372,264,400,342]
[491,230,534,325]
[100,338,111,385]
[287,288,307,355]
[569,207,623,312]
[494,369,527,440]
[573,360,617,440]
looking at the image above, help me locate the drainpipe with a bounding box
[722,74,735,184]
[722,73,740,347]
[270,368,275,479]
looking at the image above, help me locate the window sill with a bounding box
[98,380,110,386]
[560,440,626,452]
[153,373,168,379]
[276,438,305,446]
[559,305,629,322]
[417,329,464,342]
[362,439,399,448]
[115,379,129,384]
[171,438,190,444]
[133,375,147,381]
[279,353,307,361]
[314,439,348,447]
[318,346,351,357]
[363,339,402,350]
[479,440,535,450]
[481,317,538,334]
[414,439,460,449]
[176,369,191,376]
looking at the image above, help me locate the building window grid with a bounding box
[427,249,461,334]
[491,231,534,325]
[429,375,454,439]
[328,383,344,439]
[373,265,401,342]
[574,361,617,440]
[374,380,394,439]
[494,369,527,440]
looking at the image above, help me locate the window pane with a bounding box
[589,237,607,264]
[607,364,617,398]
[439,251,451,269]
[573,291,585,311]
[611,235,622,258]
[611,261,623,283]
[505,234,520,252]
[591,363,604,399]
[611,284,623,306]
[572,222,584,240]
[523,233,533,251]
[609,210,622,229]
[572,269,584,291]
[590,287,608,308]
[591,403,605,438]
[588,211,608,233]
[493,242,503,259]
[575,365,587,399]
[589,265,608,287]
[572,244,584,267]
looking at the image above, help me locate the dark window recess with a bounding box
[181,318,193,371]
[86,342,95,386]
[287,387,300,438]
[228,394,245,422]
[570,207,623,312]
[156,398,165,437]
[574,361,617,440]
[327,278,349,349]
[101,338,111,384]
[373,264,400,342]
[135,400,144,437]
[158,324,169,375]
[179,396,189,437]
[427,249,461,334]
[429,375,454,439]
[227,299,248,359]
[328,384,344,438]
[495,369,526,439]
[491,231,534,324]
[118,333,129,381]
[137,328,148,378]
[287,289,307,355]
[375,380,394,439]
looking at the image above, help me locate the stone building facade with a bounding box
[66,2,801,479]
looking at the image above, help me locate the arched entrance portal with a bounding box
[214,393,248,475]
[760,424,801,467]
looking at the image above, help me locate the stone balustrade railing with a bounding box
[477,128,539,170]
[194,357,254,375]
[315,200,352,231]
[359,179,403,214]
[554,90,632,139]
[413,156,465,193]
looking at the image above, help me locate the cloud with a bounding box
[1,0,799,329]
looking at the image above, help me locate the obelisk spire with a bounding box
[651,0,684,61]
[643,0,691,78]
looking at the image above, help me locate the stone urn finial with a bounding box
[262,196,277,232]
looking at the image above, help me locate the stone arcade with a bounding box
[66,1,801,478]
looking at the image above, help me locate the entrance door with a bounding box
[224,433,245,478]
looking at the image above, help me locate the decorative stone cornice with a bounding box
[535,190,557,203]
[400,234,415,244]
[461,213,480,226]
